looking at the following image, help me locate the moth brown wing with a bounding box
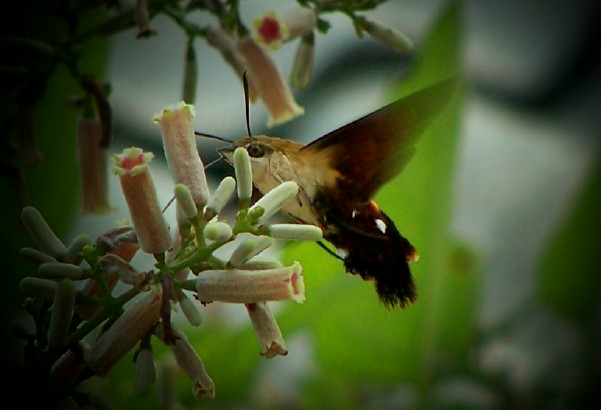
[302,78,459,203]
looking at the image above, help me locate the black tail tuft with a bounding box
[324,204,418,309]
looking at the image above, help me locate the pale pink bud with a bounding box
[237,37,304,126]
[154,102,209,208]
[77,116,111,213]
[51,343,90,384]
[246,302,287,357]
[196,262,305,304]
[85,290,162,376]
[112,147,171,254]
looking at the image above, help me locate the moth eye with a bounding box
[246,143,266,158]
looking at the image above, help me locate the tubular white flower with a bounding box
[156,324,215,400]
[113,147,171,254]
[77,116,111,213]
[233,147,253,206]
[21,207,68,261]
[249,180,299,224]
[237,36,304,127]
[205,176,236,219]
[268,224,323,241]
[196,262,305,304]
[246,302,287,357]
[85,290,162,376]
[206,26,258,102]
[154,102,209,208]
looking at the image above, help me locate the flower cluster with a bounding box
[206,5,413,127]
[18,102,322,406]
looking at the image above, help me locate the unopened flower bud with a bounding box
[204,176,236,219]
[135,347,156,397]
[48,278,76,348]
[19,277,57,301]
[203,221,233,242]
[290,34,314,89]
[249,181,299,224]
[228,238,259,267]
[246,302,287,357]
[237,37,304,126]
[39,262,83,280]
[21,206,68,261]
[174,183,198,220]
[77,116,111,213]
[19,247,56,265]
[113,147,171,254]
[196,262,305,304]
[361,18,413,54]
[177,290,203,327]
[234,147,253,207]
[267,223,323,241]
[85,290,162,376]
[239,258,283,270]
[154,102,209,208]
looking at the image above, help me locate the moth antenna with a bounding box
[242,71,253,139]
[194,131,233,143]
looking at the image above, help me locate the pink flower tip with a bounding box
[112,147,154,176]
[253,12,289,49]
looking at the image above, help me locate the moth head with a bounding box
[217,135,299,170]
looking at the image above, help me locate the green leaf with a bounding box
[537,153,601,323]
[281,0,477,402]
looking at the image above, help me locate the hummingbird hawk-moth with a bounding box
[218,78,458,308]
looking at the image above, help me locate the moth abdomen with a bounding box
[323,201,418,309]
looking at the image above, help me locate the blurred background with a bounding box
[1,0,599,408]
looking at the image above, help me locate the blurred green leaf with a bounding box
[537,153,601,323]
[280,0,477,404]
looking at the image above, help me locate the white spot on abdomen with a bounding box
[375,218,387,234]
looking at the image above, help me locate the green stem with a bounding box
[66,287,139,348]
